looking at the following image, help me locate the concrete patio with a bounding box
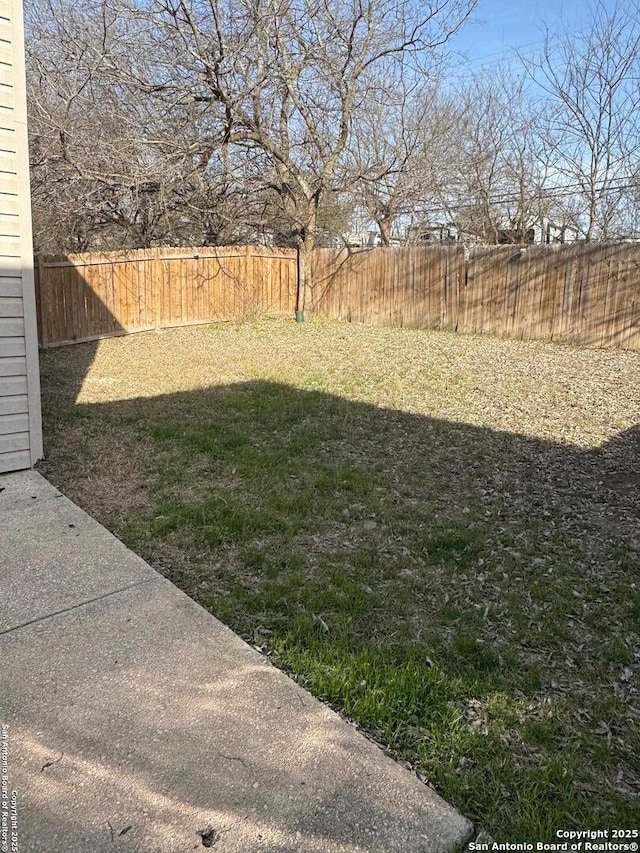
[0,470,474,852]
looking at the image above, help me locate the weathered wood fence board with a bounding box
[34,246,298,347]
[35,243,639,350]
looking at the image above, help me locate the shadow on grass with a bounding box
[38,362,640,840]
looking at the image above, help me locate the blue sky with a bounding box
[448,0,618,71]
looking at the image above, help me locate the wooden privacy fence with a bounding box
[310,243,639,350]
[310,245,465,331]
[34,245,297,347]
[462,244,638,348]
[35,242,639,350]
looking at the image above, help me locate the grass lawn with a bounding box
[39,318,639,841]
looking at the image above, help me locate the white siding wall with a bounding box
[0,0,41,473]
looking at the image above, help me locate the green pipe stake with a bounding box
[295,310,304,323]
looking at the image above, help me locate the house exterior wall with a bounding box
[0,0,42,473]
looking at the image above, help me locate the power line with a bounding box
[445,27,589,76]
[398,175,639,217]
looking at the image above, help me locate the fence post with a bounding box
[295,243,304,323]
[246,243,251,316]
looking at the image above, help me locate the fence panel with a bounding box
[310,245,465,330]
[35,246,298,347]
[310,243,638,350]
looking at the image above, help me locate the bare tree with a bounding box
[25,0,255,252]
[97,0,478,317]
[525,0,640,241]
[439,67,550,244]
[349,79,458,245]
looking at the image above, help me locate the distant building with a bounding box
[530,218,579,245]
[339,215,580,248]
[406,222,459,244]
[477,217,580,246]
[339,229,381,248]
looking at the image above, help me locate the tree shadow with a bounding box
[310,243,640,349]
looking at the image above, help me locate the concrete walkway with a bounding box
[0,471,473,852]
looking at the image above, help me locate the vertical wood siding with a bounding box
[310,244,639,350]
[35,246,298,347]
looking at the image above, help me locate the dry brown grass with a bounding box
[43,318,638,446]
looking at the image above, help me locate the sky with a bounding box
[447,0,619,74]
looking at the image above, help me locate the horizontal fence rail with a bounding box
[35,243,639,350]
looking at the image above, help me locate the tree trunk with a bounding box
[585,196,596,242]
[377,217,392,246]
[295,229,315,321]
